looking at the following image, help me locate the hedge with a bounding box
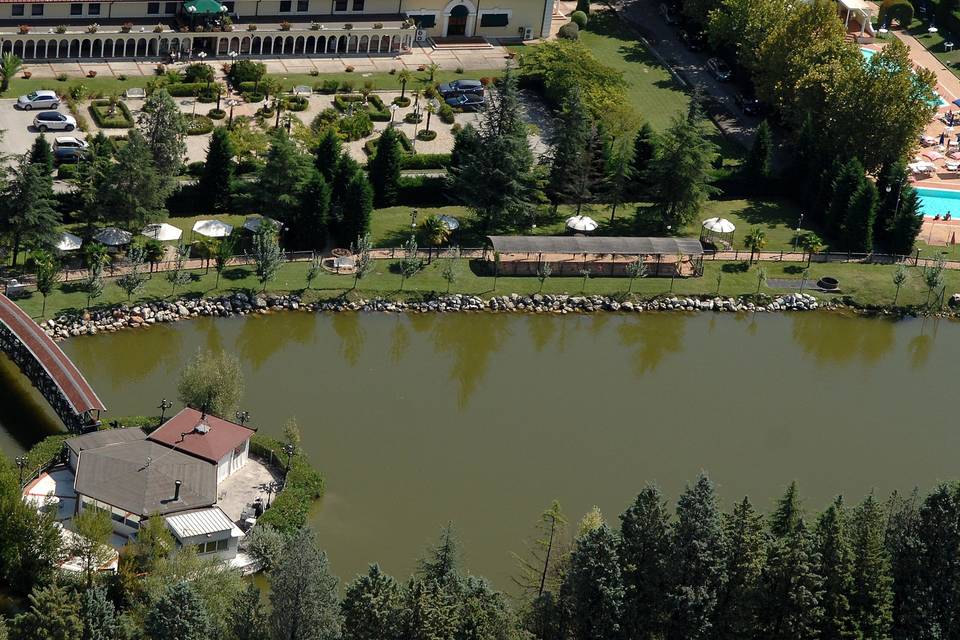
[397,175,448,205]
[250,434,324,535]
[363,129,415,155]
[88,99,134,128]
[23,434,69,474]
[334,93,390,121]
[165,82,208,97]
[186,114,214,135]
[400,153,450,169]
[878,0,913,27]
[57,163,78,179]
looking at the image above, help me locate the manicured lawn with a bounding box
[13,256,957,319]
[267,68,505,92]
[0,76,148,99]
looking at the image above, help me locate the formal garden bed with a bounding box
[88,99,134,128]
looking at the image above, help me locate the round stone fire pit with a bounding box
[817,276,839,291]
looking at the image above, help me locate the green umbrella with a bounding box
[183,0,226,15]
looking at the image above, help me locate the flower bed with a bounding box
[333,93,391,121]
[88,99,134,128]
[186,114,214,135]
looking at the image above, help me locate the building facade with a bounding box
[0,0,551,60]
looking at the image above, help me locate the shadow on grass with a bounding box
[722,262,749,273]
[736,199,801,229]
[222,267,250,281]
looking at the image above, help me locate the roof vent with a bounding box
[195,421,210,435]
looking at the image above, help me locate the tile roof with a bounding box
[74,440,216,516]
[147,407,255,464]
[65,427,146,456]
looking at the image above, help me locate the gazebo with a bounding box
[242,216,281,233]
[700,217,736,248]
[566,215,599,234]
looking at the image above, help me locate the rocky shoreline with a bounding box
[40,292,827,340]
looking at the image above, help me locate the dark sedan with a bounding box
[446,94,486,111]
[437,79,484,99]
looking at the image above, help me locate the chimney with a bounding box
[174,480,182,501]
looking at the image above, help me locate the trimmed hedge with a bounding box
[334,93,391,121]
[400,153,450,169]
[89,99,134,128]
[558,21,579,40]
[165,82,208,97]
[23,434,69,473]
[363,129,415,155]
[397,175,448,205]
[417,129,437,141]
[186,114,214,135]
[250,435,324,535]
[208,108,226,120]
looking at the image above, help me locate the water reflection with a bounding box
[237,312,317,370]
[0,354,62,449]
[791,314,896,365]
[907,318,939,370]
[331,313,366,366]
[617,315,687,376]
[528,315,557,352]
[390,319,410,364]
[67,324,184,387]
[431,315,511,408]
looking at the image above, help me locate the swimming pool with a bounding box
[860,48,949,106]
[916,186,960,217]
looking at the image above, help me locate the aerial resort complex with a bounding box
[5,0,960,637]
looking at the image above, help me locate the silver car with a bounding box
[17,90,60,110]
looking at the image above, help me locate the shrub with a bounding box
[451,122,462,134]
[338,110,373,140]
[197,86,219,103]
[57,163,79,179]
[393,96,411,107]
[401,153,450,169]
[345,65,355,72]
[241,91,265,103]
[208,108,226,120]
[229,59,266,85]
[186,114,214,135]
[247,23,257,30]
[558,22,579,40]
[878,0,913,27]
[56,73,68,82]
[23,435,69,473]
[279,20,292,30]
[456,65,464,74]
[570,10,588,27]
[396,175,448,205]
[184,62,215,83]
[55,24,67,34]
[117,74,127,81]
[404,111,423,124]
[417,129,437,141]
[89,99,134,128]
[339,80,354,92]
[186,160,205,176]
[439,103,455,124]
[250,435,324,535]
[317,79,339,93]
[69,84,88,100]
[310,69,320,76]
[284,95,309,111]
[165,82,207,97]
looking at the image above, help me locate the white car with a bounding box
[17,90,59,110]
[33,111,76,132]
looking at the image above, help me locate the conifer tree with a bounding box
[80,585,119,640]
[513,500,568,598]
[826,158,865,241]
[770,481,804,538]
[915,483,960,638]
[547,90,590,207]
[888,186,924,256]
[744,119,774,180]
[816,498,858,640]
[340,173,373,248]
[12,583,82,639]
[342,564,402,640]
[886,489,928,640]
[630,122,656,199]
[269,528,342,640]
[844,180,878,252]
[229,584,268,640]
[713,497,766,640]
[28,133,54,176]
[566,524,624,640]
[199,127,235,212]
[0,155,60,266]
[418,523,464,591]
[400,577,458,640]
[137,87,187,178]
[314,126,343,182]
[850,494,893,639]
[368,127,402,207]
[289,169,331,250]
[618,485,671,640]
[450,123,481,170]
[758,523,825,640]
[257,128,309,222]
[145,582,213,640]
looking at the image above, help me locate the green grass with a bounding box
[13,256,956,319]
[265,68,505,92]
[2,75,148,98]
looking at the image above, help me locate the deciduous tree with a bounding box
[176,348,244,417]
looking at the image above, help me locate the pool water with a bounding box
[916,186,960,217]
[860,47,949,106]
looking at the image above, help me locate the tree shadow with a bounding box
[222,267,249,281]
[737,199,802,229]
[722,262,749,273]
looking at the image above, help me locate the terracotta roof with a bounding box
[65,427,146,456]
[74,440,216,516]
[147,407,254,464]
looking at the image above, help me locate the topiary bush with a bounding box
[229,59,266,86]
[208,108,226,120]
[878,0,913,27]
[570,10,588,27]
[393,96,411,107]
[404,111,423,124]
[165,82,207,97]
[284,95,309,111]
[439,103,455,124]
[558,21,579,40]
[416,129,438,141]
[241,91,265,103]
[184,62,215,83]
[186,114,214,135]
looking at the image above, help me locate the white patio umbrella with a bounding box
[94,227,133,246]
[141,222,183,242]
[438,215,460,231]
[701,217,736,234]
[192,219,234,238]
[565,215,599,232]
[242,216,281,233]
[55,231,82,252]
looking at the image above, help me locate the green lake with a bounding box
[0,311,958,587]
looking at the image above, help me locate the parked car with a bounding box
[17,90,60,110]
[681,29,706,51]
[659,2,679,24]
[734,92,764,117]
[437,79,484,99]
[446,94,486,111]
[706,57,732,81]
[53,136,89,162]
[33,111,76,132]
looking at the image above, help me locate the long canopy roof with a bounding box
[486,236,703,256]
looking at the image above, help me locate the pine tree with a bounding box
[340,173,373,248]
[915,483,960,638]
[770,481,804,538]
[199,127,235,212]
[888,186,924,256]
[400,577,458,640]
[137,88,187,178]
[145,582,212,640]
[269,528,342,640]
[314,126,343,182]
[97,130,169,229]
[368,127,403,207]
[12,582,82,639]
[80,585,119,640]
[547,90,591,207]
[450,123,481,170]
[825,158,865,241]
[330,153,362,234]
[342,564,402,640]
[667,473,724,640]
[849,494,893,639]
[816,498,858,640]
[28,133,54,176]
[713,497,766,640]
[457,575,516,640]
[744,119,773,180]
[257,128,309,222]
[228,584,268,640]
[844,180,878,252]
[513,500,568,598]
[886,490,928,640]
[758,523,824,640]
[618,485,671,640]
[418,523,464,591]
[289,169,331,250]
[0,155,60,266]
[566,524,624,640]
[565,123,610,216]
[630,122,656,199]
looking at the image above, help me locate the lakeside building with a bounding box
[0,0,553,60]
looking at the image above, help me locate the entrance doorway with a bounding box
[447,4,469,36]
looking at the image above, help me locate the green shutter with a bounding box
[479,12,509,27]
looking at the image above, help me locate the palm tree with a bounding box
[798,232,824,267]
[743,227,766,264]
[83,243,109,274]
[419,215,450,263]
[0,53,22,93]
[426,62,440,82]
[397,68,412,99]
[424,102,436,133]
[143,239,164,273]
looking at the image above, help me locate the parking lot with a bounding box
[0,99,70,162]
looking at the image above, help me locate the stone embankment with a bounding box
[40,292,822,340]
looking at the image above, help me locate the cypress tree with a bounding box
[199,127,235,213]
[618,485,671,640]
[826,158,865,242]
[566,524,625,640]
[844,180,878,252]
[744,119,774,180]
[29,133,54,176]
[342,564,403,640]
[547,90,591,207]
[850,494,893,639]
[257,128,309,222]
[368,127,403,207]
[314,126,343,182]
[816,498,858,640]
[340,173,373,248]
[887,187,924,256]
[713,497,766,640]
[290,169,331,250]
[630,122,656,199]
[667,473,724,640]
[770,481,804,539]
[758,523,824,640]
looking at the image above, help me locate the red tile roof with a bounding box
[147,408,254,464]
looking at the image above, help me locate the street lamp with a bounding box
[235,410,250,426]
[282,443,295,480]
[158,398,173,423]
[389,103,399,126]
[229,50,239,62]
[886,182,903,222]
[410,208,419,229]
[227,98,240,125]
[15,456,27,487]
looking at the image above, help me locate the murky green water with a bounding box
[1,311,958,587]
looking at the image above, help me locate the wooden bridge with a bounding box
[0,294,105,433]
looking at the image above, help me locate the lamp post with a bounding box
[227,98,240,125]
[410,208,419,230]
[794,212,804,248]
[235,410,250,426]
[158,398,173,424]
[389,103,399,126]
[15,456,27,487]
[265,480,279,507]
[282,443,295,482]
[886,182,903,221]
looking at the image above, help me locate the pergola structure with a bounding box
[485,236,704,278]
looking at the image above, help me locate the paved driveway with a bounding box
[0,98,71,159]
